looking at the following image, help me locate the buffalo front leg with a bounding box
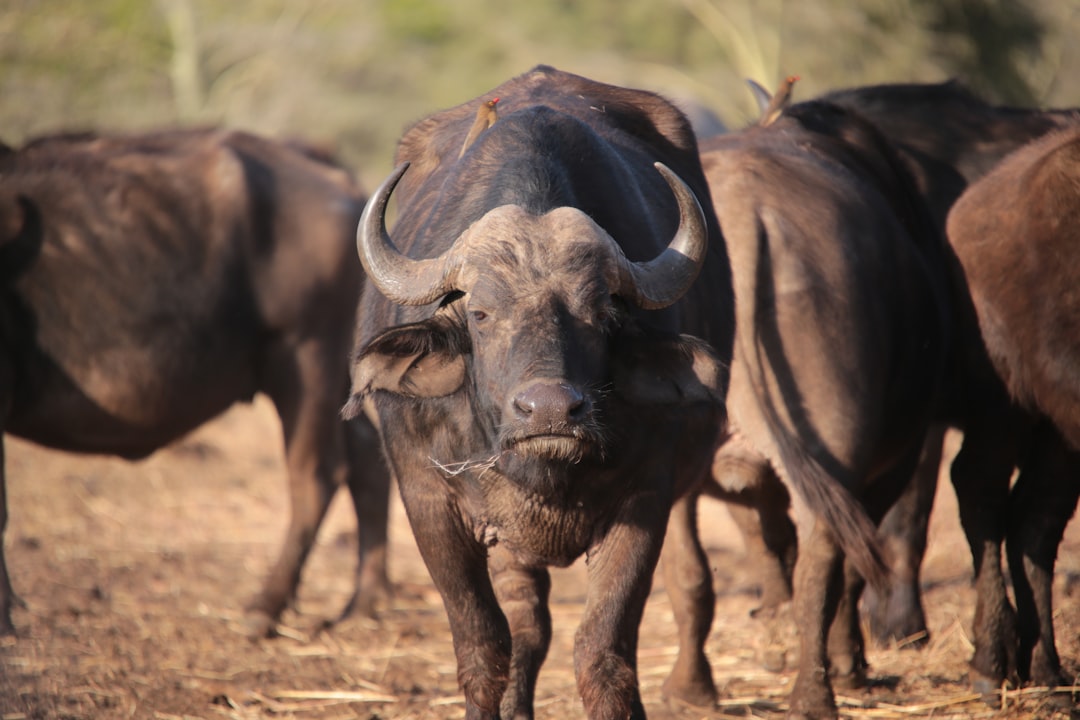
[336,413,393,621]
[396,472,511,719]
[489,545,552,720]
[659,490,717,707]
[576,495,670,720]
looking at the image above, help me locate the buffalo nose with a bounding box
[512,382,589,425]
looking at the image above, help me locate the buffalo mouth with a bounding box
[502,430,603,464]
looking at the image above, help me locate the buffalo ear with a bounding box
[349,316,469,402]
[613,333,727,405]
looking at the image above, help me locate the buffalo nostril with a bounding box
[512,382,588,424]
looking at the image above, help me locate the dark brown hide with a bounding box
[824,83,1080,694]
[720,81,1080,695]
[949,126,1080,445]
[662,100,950,720]
[0,128,390,637]
[947,129,1080,691]
[347,66,734,720]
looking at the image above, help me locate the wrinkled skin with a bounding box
[660,101,951,720]
[347,66,735,719]
[0,129,390,637]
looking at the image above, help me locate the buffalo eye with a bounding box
[470,309,490,325]
[597,296,624,332]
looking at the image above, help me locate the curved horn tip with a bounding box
[623,162,708,310]
[653,162,706,228]
[356,160,462,306]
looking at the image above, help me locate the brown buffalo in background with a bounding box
[713,80,1080,701]
[947,123,1080,692]
[0,128,390,638]
[665,98,950,720]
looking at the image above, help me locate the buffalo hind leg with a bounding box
[0,438,26,636]
[335,413,393,622]
[705,464,798,673]
[489,545,552,720]
[863,423,945,647]
[829,438,925,685]
[660,489,717,707]
[950,422,1022,695]
[1007,424,1080,691]
[787,518,845,720]
[248,340,350,635]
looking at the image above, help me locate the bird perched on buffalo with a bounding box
[458,96,499,157]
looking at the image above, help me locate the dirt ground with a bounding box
[1,396,1078,720]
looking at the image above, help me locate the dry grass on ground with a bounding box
[1,398,1078,719]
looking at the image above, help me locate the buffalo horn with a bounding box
[622,162,709,310]
[356,162,460,306]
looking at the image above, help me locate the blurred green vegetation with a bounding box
[1,0,1077,190]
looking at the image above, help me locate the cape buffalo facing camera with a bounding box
[344,65,735,719]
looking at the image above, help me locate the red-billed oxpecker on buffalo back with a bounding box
[663,99,951,720]
[947,124,1080,693]
[0,129,391,638]
[821,82,1080,698]
[343,65,735,719]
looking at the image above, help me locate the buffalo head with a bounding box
[349,161,720,495]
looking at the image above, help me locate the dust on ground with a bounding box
[2,397,1078,719]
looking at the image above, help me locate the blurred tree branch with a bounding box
[159,0,203,121]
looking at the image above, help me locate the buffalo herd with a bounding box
[2,65,1079,719]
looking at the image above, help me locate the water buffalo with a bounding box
[660,98,951,720]
[947,124,1080,692]
[0,128,390,637]
[343,65,737,719]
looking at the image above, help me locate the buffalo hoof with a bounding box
[785,695,838,720]
[751,601,796,673]
[239,609,278,639]
[661,674,717,709]
[863,584,929,649]
[1,611,22,638]
[335,582,392,623]
[829,664,867,692]
[762,645,788,673]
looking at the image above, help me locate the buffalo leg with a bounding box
[336,413,392,621]
[251,340,350,634]
[787,517,844,720]
[828,438,925,685]
[576,495,669,720]
[0,438,20,636]
[396,469,510,719]
[1007,424,1080,688]
[706,464,797,673]
[827,560,867,689]
[863,423,945,647]
[489,545,552,720]
[950,423,1021,693]
[660,490,717,707]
